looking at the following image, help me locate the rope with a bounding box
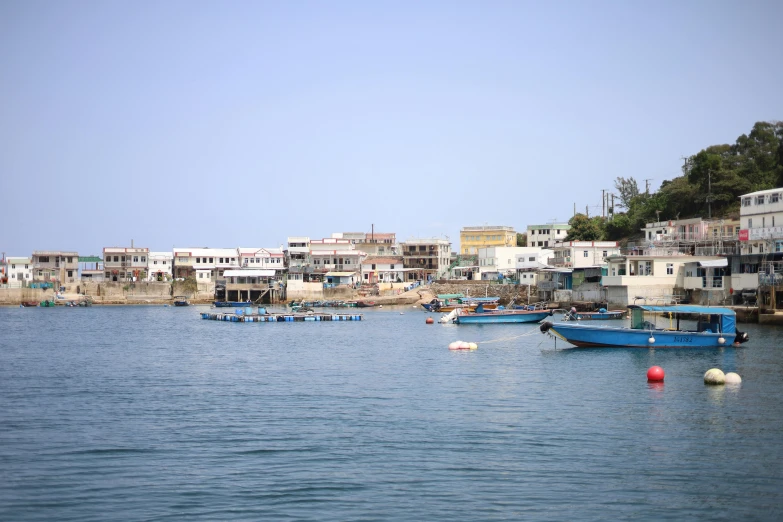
[475,325,542,344]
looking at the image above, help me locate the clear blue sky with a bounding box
[2,0,781,256]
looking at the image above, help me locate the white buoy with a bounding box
[704,368,726,385]
[724,372,742,384]
[448,342,459,350]
[459,341,470,350]
[648,336,655,344]
[718,337,726,345]
[468,342,478,350]
[400,312,404,315]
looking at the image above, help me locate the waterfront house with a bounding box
[5,256,32,287]
[360,256,406,284]
[478,246,544,281]
[526,223,571,248]
[238,247,285,275]
[103,246,149,282]
[173,248,239,282]
[148,252,173,281]
[223,268,279,304]
[514,249,553,287]
[460,225,516,255]
[79,255,104,282]
[550,241,620,269]
[32,251,79,284]
[602,253,728,306]
[401,238,452,281]
[336,231,398,256]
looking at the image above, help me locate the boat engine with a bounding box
[734,330,750,344]
[540,321,553,333]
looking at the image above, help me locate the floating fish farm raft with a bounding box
[201,307,362,323]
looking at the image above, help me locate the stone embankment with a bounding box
[429,282,536,306]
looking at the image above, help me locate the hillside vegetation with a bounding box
[566,121,783,242]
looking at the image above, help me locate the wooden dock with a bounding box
[200,312,363,322]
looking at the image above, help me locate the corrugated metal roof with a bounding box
[79,256,102,262]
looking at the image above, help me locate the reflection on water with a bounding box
[0,307,781,521]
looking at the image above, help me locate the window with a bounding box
[209,258,214,263]
[760,244,764,253]
[199,273,203,278]
[153,260,158,265]
[67,270,73,277]
[25,264,28,269]
[163,260,167,265]
[583,251,589,257]
[105,272,111,278]
[529,257,535,261]
[772,193,780,203]
[763,217,766,227]
[666,263,673,275]
[39,256,49,263]
[121,256,125,262]
[390,264,395,269]
[133,256,139,262]
[114,256,119,262]
[749,219,752,228]
[11,264,15,269]
[67,257,73,263]
[742,197,751,207]
[757,195,766,205]
[141,257,146,262]
[602,251,608,258]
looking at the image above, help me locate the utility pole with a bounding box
[602,189,605,218]
[644,178,652,194]
[707,171,713,219]
[573,203,576,217]
[586,205,589,218]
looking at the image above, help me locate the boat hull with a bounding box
[422,303,498,312]
[546,323,732,348]
[569,311,625,320]
[456,310,552,324]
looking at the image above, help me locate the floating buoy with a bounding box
[648,336,655,344]
[426,317,434,324]
[468,342,478,350]
[647,366,665,382]
[448,340,476,351]
[704,368,725,385]
[448,341,459,350]
[379,305,383,308]
[400,312,404,315]
[724,372,742,384]
[718,337,725,345]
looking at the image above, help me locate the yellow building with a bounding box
[460,225,517,255]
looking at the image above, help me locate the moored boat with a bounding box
[454,304,553,324]
[540,305,750,348]
[173,296,191,306]
[422,296,500,312]
[563,307,626,321]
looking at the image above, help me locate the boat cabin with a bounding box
[629,305,737,335]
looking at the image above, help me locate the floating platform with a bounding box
[201,312,363,322]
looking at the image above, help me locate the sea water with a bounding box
[1,306,782,520]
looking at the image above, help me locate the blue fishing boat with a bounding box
[214,300,252,308]
[454,304,553,324]
[539,305,750,348]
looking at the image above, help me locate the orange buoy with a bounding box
[647,366,665,382]
[426,317,434,324]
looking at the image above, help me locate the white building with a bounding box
[527,223,571,248]
[5,256,32,287]
[103,246,149,282]
[239,247,285,274]
[551,241,620,269]
[286,237,311,268]
[173,248,240,282]
[602,254,726,306]
[148,252,173,281]
[360,256,406,283]
[739,187,783,255]
[478,246,544,280]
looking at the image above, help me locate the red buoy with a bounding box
[425,317,434,324]
[647,366,665,382]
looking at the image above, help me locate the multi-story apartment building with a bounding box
[103,246,149,282]
[286,237,311,268]
[173,248,240,282]
[5,256,32,287]
[739,188,783,254]
[32,251,79,283]
[550,241,620,269]
[478,246,544,280]
[460,225,516,255]
[401,238,451,281]
[148,252,173,281]
[337,232,397,256]
[238,247,286,274]
[526,223,570,248]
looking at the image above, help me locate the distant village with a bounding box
[2,187,782,309]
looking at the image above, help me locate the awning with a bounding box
[699,259,728,268]
[223,269,275,277]
[325,271,356,277]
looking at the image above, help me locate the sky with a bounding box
[1,0,782,257]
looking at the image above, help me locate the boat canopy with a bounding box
[436,294,464,299]
[631,305,735,316]
[630,305,736,334]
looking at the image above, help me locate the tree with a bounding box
[516,233,527,247]
[614,177,640,209]
[565,214,605,241]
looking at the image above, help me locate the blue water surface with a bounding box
[1,305,782,521]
